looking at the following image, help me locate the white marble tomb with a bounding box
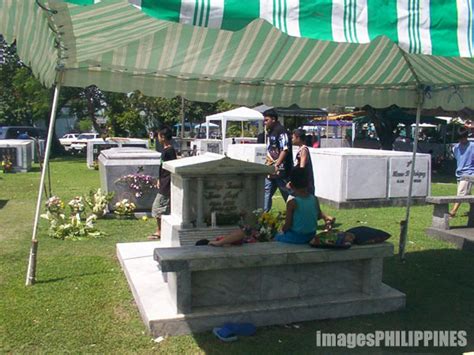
[98,147,161,212]
[311,148,431,207]
[226,143,267,164]
[160,153,272,246]
[0,139,33,172]
[87,138,148,169]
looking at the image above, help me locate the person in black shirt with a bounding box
[292,129,335,229]
[263,109,292,211]
[148,126,177,240]
[293,129,315,195]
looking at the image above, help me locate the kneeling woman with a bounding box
[209,168,323,246]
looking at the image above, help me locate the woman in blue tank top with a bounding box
[274,168,321,244]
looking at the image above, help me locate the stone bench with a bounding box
[425,195,474,251]
[153,242,405,334]
[426,196,474,229]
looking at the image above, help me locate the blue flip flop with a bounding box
[221,322,257,336]
[212,327,238,342]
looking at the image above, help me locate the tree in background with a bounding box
[0,39,52,126]
[1,36,238,140]
[364,106,402,150]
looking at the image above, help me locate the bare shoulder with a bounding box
[286,198,297,209]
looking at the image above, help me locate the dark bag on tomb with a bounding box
[345,226,391,245]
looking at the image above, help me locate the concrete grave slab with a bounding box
[98,147,161,211]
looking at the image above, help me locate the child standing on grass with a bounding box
[209,168,323,246]
[148,126,177,240]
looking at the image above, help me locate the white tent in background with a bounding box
[205,107,264,140]
[195,122,219,129]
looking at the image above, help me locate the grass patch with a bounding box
[0,158,473,353]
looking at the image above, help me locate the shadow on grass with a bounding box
[188,248,473,354]
[432,160,457,184]
[35,270,115,284]
[0,200,8,209]
[431,173,457,184]
[50,155,86,163]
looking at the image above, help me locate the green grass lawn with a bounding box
[0,158,473,354]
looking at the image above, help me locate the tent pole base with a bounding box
[25,240,39,286]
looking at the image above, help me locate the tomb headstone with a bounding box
[98,147,161,211]
[223,137,257,153]
[87,138,149,168]
[388,157,430,197]
[161,153,272,246]
[191,139,223,155]
[227,143,267,164]
[0,140,33,172]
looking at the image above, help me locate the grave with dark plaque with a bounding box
[0,140,33,172]
[160,153,272,246]
[0,147,17,166]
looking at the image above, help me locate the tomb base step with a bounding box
[161,214,240,246]
[426,227,474,252]
[116,241,405,337]
[318,196,427,209]
[104,212,152,219]
[149,284,405,336]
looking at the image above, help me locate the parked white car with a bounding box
[70,133,99,153]
[59,133,79,151]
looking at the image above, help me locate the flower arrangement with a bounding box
[1,155,13,173]
[45,195,65,214]
[41,195,104,240]
[253,209,285,242]
[114,199,136,217]
[68,196,85,214]
[115,174,157,198]
[85,188,114,218]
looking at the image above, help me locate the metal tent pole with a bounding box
[26,76,63,286]
[399,89,424,261]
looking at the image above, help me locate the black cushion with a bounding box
[345,226,391,245]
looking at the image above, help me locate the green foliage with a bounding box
[115,110,145,137]
[77,118,93,132]
[0,40,51,125]
[226,122,258,137]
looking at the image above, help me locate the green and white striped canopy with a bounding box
[1,0,473,110]
[68,0,474,58]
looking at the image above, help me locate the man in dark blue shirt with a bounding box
[263,109,292,212]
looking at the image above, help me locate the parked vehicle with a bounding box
[0,126,47,140]
[59,133,79,151]
[70,133,99,154]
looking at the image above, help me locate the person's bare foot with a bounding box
[147,233,161,240]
